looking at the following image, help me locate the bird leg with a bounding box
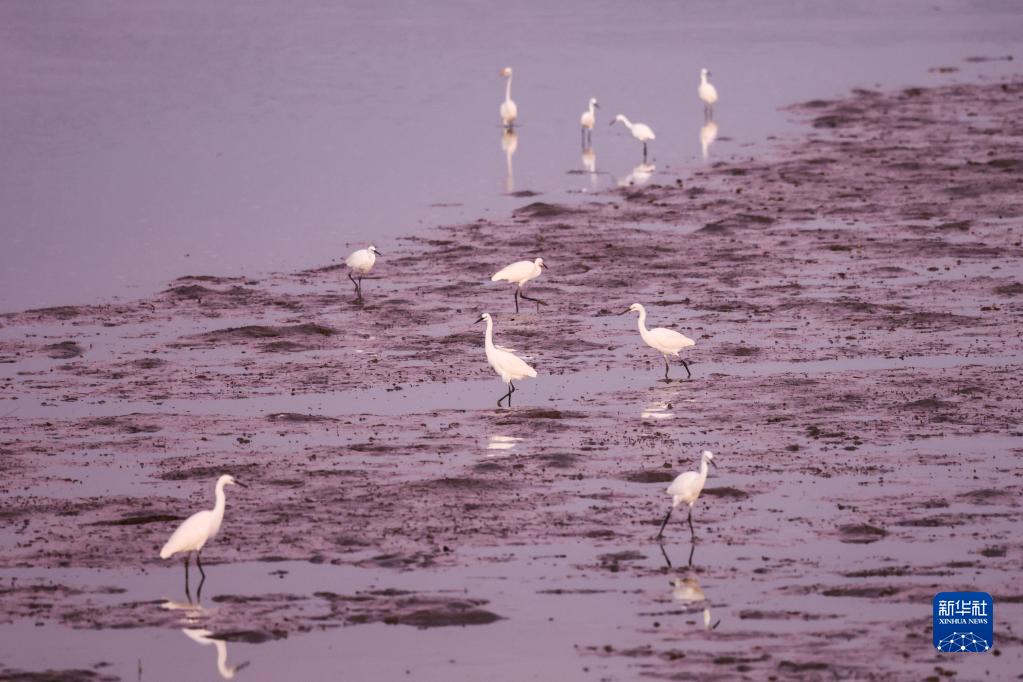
[514,289,520,313]
[658,542,672,569]
[680,358,692,379]
[497,383,513,407]
[687,540,696,568]
[687,507,696,540]
[581,127,586,150]
[347,271,361,296]
[663,356,671,381]
[518,290,546,312]
[184,554,192,602]
[196,550,206,580]
[656,507,674,539]
[643,142,648,163]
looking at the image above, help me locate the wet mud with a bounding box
[2,76,1022,679]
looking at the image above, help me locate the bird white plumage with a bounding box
[160,474,242,560]
[344,245,382,296]
[183,628,248,679]
[580,97,598,131]
[657,450,716,538]
[476,312,537,406]
[610,114,656,162]
[699,68,718,117]
[621,302,695,379]
[500,67,517,129]
[700,120,718,162]
[491,257,548,312]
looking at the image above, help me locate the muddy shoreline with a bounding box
[2,76,1022,680]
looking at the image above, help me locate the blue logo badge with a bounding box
[933,592,993,653]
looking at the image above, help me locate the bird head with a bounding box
[219,474,247,488]
[701,67,711,78]
[702,450,717,468]
[590,97,599,108]
[475,312,491,324]
[369,245,383,256]
[535,257,548,269]
[500,67,512,77]
[618,302,643,315]
[610,114,625,127]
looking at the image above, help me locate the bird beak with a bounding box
[234,480,248,488]
[540,262,549,270]
[617,308,631,315]
[373,249,384,256]
[594,102,600,109]
[709,460,718,469]
[608,120,616,127]
[474,316,485,324]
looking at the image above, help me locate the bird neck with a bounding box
[699,459,709,480]
[483,317,495,350]
[635,308,648,335]
[618,116,633,130]
[212,480,227,519]
[588,101,595,116]
[215,641,232,678]
[700,72,708,85]
[505,74,513,103]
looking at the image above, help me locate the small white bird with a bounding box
[491,257,548,312]
[183,629,249,679]
[580,97,599,146]
[160,474,245,592]
[475,312,537,406]
[657,450,716,539]
[698,68,718,119]
[620,302,696,379]
[610,114,656,162]
[344,245,383,297]
[499,67,517,129]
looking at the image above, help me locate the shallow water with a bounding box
[2,0,1021,310]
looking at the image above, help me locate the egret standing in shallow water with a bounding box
[698,68,718,119]
[610,114,655,162]
[345,245,382,297]
[160,474,245,596]
[620,303,696,379]
[476,312,537,406]
[491,257,548,312]
[500,67,517,129]
[580,97,599,147]
[657,450,716,539]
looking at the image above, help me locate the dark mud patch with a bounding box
[512,202,576,219]
[208,630,282,644]
[316,592,501,628]
[86,416,161,434]
[822,586,901,599]
[42,342,84,359]
[837,524,888,544]
[0,669,119,682]
[185,323,335,347]
[90,514,181,527]
[159,463,262,481]
[958,488,1015,506]
[266,412,338,423]
[702,486,750,499]
[622,470,674,484]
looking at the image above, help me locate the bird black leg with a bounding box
[196,550,206,580]
[680,358,692,379]
[184,555,191,601]
[348,271,360,295]
[656,507,674,539]
[514,289,520,313]
[687,507,695,540]
[658,542,672,569]
[687,541,696,568]
[663,356,671,381]
[643,142,648,163]
[498,384,513,407]
[519,291,546,312]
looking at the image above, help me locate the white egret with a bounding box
[700,120,718,162]
[345,245,383,297]
[183,629,249,679]
[491,257,548,312]
[475,312,537,406]
[657,450,717,539]
[610,114,655,162]
[580,97,599,146]
[620,303,695,379]
[499,67,517,129]
[160,474,245,594]
[699,68,718,119]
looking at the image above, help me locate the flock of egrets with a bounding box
[159,66,724,594]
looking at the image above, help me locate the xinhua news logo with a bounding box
[933,592,993,653]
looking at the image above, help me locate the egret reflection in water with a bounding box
[617,162,655,187]
[487,434,524,451]
[700,120,719,162]
[501,128,518,193]
[183,629,250,679]
[671,575,720,631]
[581,146,598,188]
[641,402,674,420]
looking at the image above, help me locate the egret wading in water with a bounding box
[345,245,382,297]
[160,474,245,597]
[657,450,716,539]
[620,303,696,379]
[491,257,548,312]
[500,67,517,130]
[698,68,718,120]
[476,312,537,406]
[580,97,599,147]
[610,114,655,162]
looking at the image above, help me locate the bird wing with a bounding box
[649,327,695,352]
[491,347,537,379]
[160,509,212,558]
[345,250,368,269]
[635,124,655,140]
[491,260,531,282]
[667,471,701,498]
